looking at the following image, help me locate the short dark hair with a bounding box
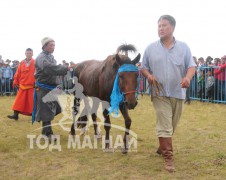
[158,15,176,28]
[26,48,33,52]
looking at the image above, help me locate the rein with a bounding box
[123,90,137,95]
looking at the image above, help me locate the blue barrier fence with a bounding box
[0,78,17,96]
[138,66,226,104]
[1,66,226,104]
[189,66,226,103]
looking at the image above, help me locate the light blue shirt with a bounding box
[0,67,3,79]
[141,39,196,99]
[2,66,13,79]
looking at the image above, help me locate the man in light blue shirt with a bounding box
[141,15,196,173]
[2,61,13,95]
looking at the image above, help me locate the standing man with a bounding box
[141,15,196,172]
[34,37,68,140]
[2,60,13,96]
[8,48,35,120]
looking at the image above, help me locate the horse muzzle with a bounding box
[125,101,138,110]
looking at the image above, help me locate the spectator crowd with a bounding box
[0,56,19,95]
[190,55,226,103]
[0,55,76,96]
[1,54,226,103]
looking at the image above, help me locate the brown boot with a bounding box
[159,137,175,173]
[156,137,162,155]
[156,147,162,155]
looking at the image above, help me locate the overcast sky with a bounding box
[0,0,226,63]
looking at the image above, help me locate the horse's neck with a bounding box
[99,61,118,101]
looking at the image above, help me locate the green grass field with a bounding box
[0,95,226,179]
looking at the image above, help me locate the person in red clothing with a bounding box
[213,58,220,100]
[8,48,36,120]
[214,55,226,101]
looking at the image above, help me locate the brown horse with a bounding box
[71,44,140,153]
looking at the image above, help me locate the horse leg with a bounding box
[78,99,89,135]
[70,123,75,135]
[120,104,131,154]
[71,116,87,136]
[92,113,98,135]
[71,96,80,136]
[90,98,101,137]
[103,109,111,149]
[79,116,88,135]
[92,113,101,139]
[70,117,80,136]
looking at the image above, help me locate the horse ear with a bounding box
[132,53,141,65]
[115,54,123,65]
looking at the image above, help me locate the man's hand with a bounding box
[147,74,155,85]
[181,77,190,88]
[181,67,195,88]
[13,83,19,88]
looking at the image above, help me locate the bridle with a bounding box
[123,90,137,96]
[108,63,139,114]
[119,73,139,99]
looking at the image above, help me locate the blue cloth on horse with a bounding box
[108,64,138,115]
[32,81,57,124]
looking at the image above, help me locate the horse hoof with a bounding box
[70,131,75,136]
[121,148,128,154]
[103,148,114,153]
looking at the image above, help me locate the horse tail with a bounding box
[116,44,137,56]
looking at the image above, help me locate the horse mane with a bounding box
[116,44,137,56]
[102,43,137,65]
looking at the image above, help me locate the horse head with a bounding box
[115,53,141,110]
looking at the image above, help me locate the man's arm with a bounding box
[181,67,196,88]
[141,68,156,85]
